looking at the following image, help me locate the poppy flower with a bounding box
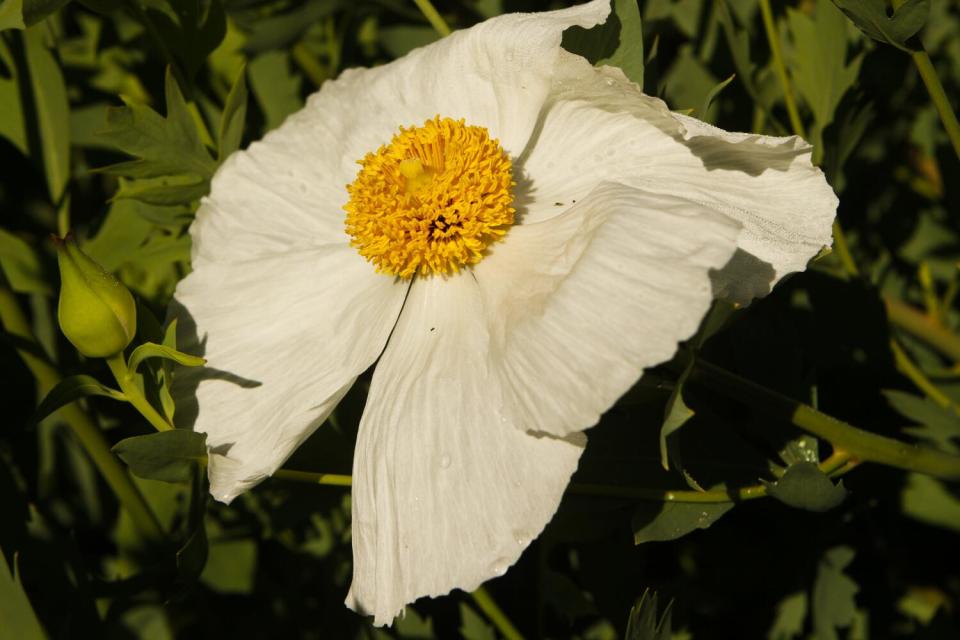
[171,0,836,624]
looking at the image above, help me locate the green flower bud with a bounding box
[55,234,137,358]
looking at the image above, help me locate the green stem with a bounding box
[890,339,958,411]
[412,0,451,37]
[292,42,329,88]
[470,586,525,640]
[694,358,960,481]
[272,468,352,487]
[105,353,173,432]
[0,287,164,541]
[831,220,859,277]
[758,0,805,139]
[891,0,960,160]
[885,296,960,362]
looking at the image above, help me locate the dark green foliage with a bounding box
[3,0,960,638]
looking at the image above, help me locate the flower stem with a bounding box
[891,0,960,160]
[884,296,960,362]
[105,354,173,432]
[272,468,352,487]
[758,0,805,139]
[831,220,859,277]
[890,339,959,411]
[412,0,451,37]
[0,287,164,541]
[470,586,525,640]
[693,358,960,481]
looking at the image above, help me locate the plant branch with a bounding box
[471,586,525,640]
[412,0,451,37]
[106,353,173,432]
[885,296,960,362]
[693,358,960,481]
[758,0,805,138]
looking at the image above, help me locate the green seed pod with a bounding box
[55,234,137,358]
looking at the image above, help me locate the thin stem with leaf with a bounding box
[0,287,164,541]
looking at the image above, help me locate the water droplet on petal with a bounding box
[440,455,451,469]
[604,77,615,86]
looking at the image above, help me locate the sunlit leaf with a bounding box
[23,25,70,204]
[128,341,205,372]
[248,50,302,132]
[96,67,215,179]
[217,65,246,160]
[0,549,46,640]
[0,228,51,295]
[563,0,644,86]
[0,0,25,31]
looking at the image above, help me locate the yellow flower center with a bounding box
[344,117,515,278]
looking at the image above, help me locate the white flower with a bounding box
[171,0,837,625]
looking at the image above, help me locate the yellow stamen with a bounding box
[344,116,515,278]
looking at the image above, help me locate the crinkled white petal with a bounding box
[347,275,585,625]
[519,52,837,303]
[171,246,407,503]
[474,181,741,437]
[192,0,611,265]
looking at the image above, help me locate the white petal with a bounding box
[171,247,407,503]
[474,181,741,437]
[347,275,584,625]
[519,53,837,302]
[193,1,610,264]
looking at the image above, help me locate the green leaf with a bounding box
[148,0,226,80]
[901,472,960,533]
[217,65,246,161]
[22,0,70,26]
[394,604,435,638]
[0,0,25,31]
[240,0,344,55]
[112,429,207,483]
[248,50,302,132]
[768,592,808,640]
[177,521,208,581]
[96,67,214,179]
[788,1,862,149]
[380,25,437,59]
[200,534,257,594]
[633,501,734,544]
[23,25,70,204]
[664,45,719,116]
[831,0,929,52]
[0,228,51,295]
[763,462,848,512]
[113,174,210,206]
[459,602,495,640]
[0,549,46,640]
[700,74,736,122]
[884,389,960,454]
[563,0,644,86]
[625,589,673,640]
[811,546,859,640]
[0,39,27,152]
[34,374,125,424]
[659,384,694,470]
[118,606,174,640]
[128,341,205,373]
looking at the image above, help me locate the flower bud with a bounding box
[55,234,137,358]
